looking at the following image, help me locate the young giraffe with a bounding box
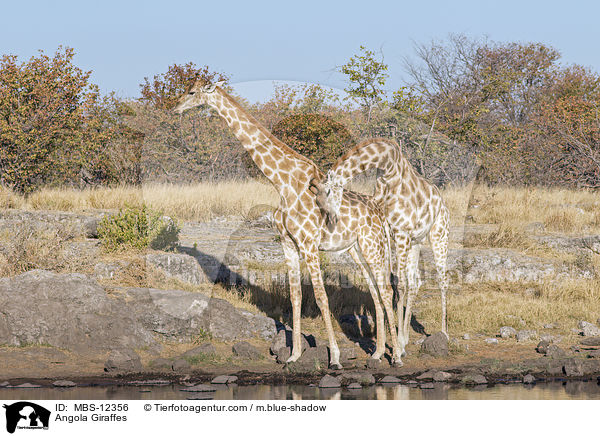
[173,80,403,367]
[313,138,450,353]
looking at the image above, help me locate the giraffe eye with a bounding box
[189,91,196,95]
[326,189,331,196]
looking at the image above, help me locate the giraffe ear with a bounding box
[203,82,220,93]
[215,80,226,88]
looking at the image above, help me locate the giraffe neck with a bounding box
[209,89,318,190]
[328,138,404,187]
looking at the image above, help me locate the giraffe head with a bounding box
[322,171,344,218]
[310,172,343,231]
[173,79,226,114]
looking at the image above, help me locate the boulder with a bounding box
[318,375,341,389]
[433,371,453,382]
[171,359,191,372]
[232,341,263,360]
[536,340,550,354]
[546,345,567,359]
[104,349,143,374]
[516,330,538,342]
[339,371,375,386]
[421,332,449,357]
[461,373,487,385]
[379,375,401,383]
[581,337,600,346]
[523,374,535,384]
[181,343,216,358]
[211,375,238,384]
[0,270,277,353]
[499,326,517,339]
[578,321,600,337]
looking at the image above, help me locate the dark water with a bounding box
[1,381,600,400]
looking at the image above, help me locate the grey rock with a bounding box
[104,349,143,374]
[0,270,277,354]
[298,346,329,366]
[145,252,209,285]
[171,359,191,372]
[182,343,216,358]
[269,329,309,355]
[365,358,384,370]
[536,340,550,354]
[0,381,9,387]
[499,326,517,339]
[150,358,173,369]
[379,375,401,384]
[578,321,600,337]
[52,380,76,388]
[587,350,600,358]
[211,375,238,384]
[421,332,449,357]
[563,359,584,377]
[318,375,341,388]
[340,371,375,386]
[463,333,472,340]
[419,383,435,389]
[544,323,559,329]
[433,371,452,382]
[275,347,291,364]
[485,338,499,345]
[461,373,487,385]
[581,337,600,346]
[347,383,362,389]
[516,330,538,342]
[340,346,358,361]
[523,374,535,384]
[546,345,567,359]
[417,370,436,380]
[232,341,263,360]
[540,334,562,344]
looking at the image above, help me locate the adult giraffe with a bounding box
[173,80,403,368]
[313,138,450,352]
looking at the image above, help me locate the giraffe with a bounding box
[312,138,450,353]
[173,80,404,367]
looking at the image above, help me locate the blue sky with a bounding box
[2,0,599,102]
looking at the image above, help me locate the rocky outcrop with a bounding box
[0,270,277,353]
[0,210,104,239]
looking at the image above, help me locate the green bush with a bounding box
[98,205,180,252]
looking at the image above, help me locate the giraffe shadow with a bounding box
[178,248,382,354]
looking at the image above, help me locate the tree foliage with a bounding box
[0,47,127,193]
[272,113,354,169]
[339,46,388,123]
[139,62,228,110]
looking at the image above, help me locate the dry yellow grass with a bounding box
[418,279,600,337]
[3,181,598,233]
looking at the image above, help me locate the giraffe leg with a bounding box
[272,210,304,363]
[430,207,450,338]
[304,247,342,369]
[371,261,403,366]
[348,246,386,361]
[394,233,410,355]
[403,243,421,346]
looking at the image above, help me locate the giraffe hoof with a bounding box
[329,363,343,370]
[401,351,407,358]
[392,360,404,368]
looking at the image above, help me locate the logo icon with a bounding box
[3,402,50,434]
